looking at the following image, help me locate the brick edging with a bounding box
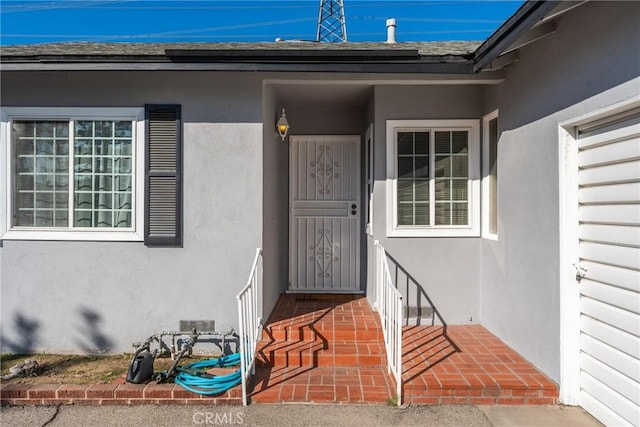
[1,383,242,406]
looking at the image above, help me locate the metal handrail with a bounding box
[374,240,403,406]
[236,248,263,406]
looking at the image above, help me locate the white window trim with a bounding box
[365,123,374,236]
[1,107,145,241]
[386,119,480,237]
[482,109,499,240]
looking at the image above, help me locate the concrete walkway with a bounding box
[1,404,602,427]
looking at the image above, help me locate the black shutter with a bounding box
[145,104,182,247]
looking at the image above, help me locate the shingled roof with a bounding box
[0,41,480,58]
[0,1,560,74]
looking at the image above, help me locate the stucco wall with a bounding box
[370,84,484,325]
[0,71,264,353]
[479,1,640,382]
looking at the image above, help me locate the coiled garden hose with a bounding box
[174,353,242,395]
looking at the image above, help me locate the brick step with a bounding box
[263,326,382,343]
[401,372,559,405]
[403,387,559,405]
[256,341,387,367]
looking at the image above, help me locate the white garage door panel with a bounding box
[580,373,639,427]
[579,182,640,204]
[579,204,640,225]
[579,241,640,270]
[579,391,631,427]
[578,120,640,149]
[580,355,640,421]
[581,316,640,359]
[579,224,640,247]
[580,262,640,292]
[577,113,640,426]
[581,280,640,314]
[581,334,640,382]
[579,136,640,167]
[581,297,639,336]
[578,160,640,186]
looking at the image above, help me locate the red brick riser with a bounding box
[0,383,242,406]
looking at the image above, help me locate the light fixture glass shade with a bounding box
[277,108,290,140]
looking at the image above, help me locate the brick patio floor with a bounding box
[249,294,558,405]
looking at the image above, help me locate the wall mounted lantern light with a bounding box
[276,108,290,141]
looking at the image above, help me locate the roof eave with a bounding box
[472,0,559,72]
[0,59,475,74]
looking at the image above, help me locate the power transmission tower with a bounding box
[316,0,347,43]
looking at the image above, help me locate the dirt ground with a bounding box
[0,353,211,384]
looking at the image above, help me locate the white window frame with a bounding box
[365,123,374,236]
[386,119,480,237]
[482,109,499,240]
[1,107,145,241]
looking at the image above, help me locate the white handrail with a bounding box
[374,240,403,406]
[236,248,263,406]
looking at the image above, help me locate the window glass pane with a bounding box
[115,193,132,210]
[114,157,132,174]
[13,120,68,228]
[16,211,34,226]
[114,140,132,156]
[74,210,92,227]
[397,181,413,202]
[17,175,34,190]
[35,175,54,191]
[16,139,34,155]
[95,175,113,191]
[17,192,34,209]
[75,192,92,209]
[451,179,468,201]
[432,130,469,226]
[95,193,112,210]
[435,132,450,154]
[115,121,132,138]
[435,202,449,226]
[451,156,468,177]
[35,140,54,155]
[95,139,113,155]
[54,210,68,227]
[451,203,468,226]
[398,203,413,226]
[75,139,93,155]
[55,192,69,208]
[396,131,430,227]
[95,157,112,173]
[35,210,54,227]
[451,131,468,154]
[114,211,131,228]
[414,156,429,178]
[94,211,113,227]
[397,132,413,155]
[398,157,414,179]
[73,120,133,228]
[35,122,54,137]
[414,132,429,154]
[415,180,429,202]
[414,203,429,225]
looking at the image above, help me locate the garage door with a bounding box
[577,110,640,426]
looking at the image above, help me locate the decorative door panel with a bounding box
[289,136,361,292]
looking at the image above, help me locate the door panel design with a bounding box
[289,136,360,292]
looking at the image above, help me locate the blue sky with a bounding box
[0,0,524,45]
